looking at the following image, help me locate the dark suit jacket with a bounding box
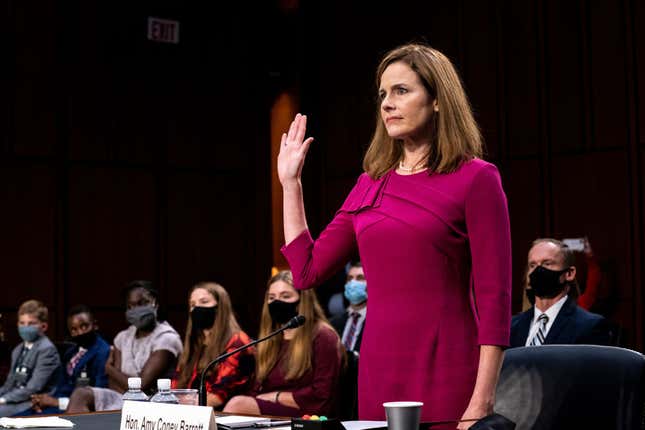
[330,310,365,352]
[55,334,110,398]
[510,296,611,347]
[0,335,61,403]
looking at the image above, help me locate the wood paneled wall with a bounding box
[1,1,278,344]
[1,0,643,353]
[298,0,644,350]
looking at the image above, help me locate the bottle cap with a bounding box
[157,378,171,390]
[128,377,142,389]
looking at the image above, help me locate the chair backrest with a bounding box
[54,340,76,361]
[495,345,645,430]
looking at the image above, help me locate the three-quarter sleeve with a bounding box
[281,206,357,291]
[291,326,342,414]
[465,163,512,346]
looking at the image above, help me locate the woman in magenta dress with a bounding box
[277,44,511,429]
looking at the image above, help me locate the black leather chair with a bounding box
[54,340,76,361]
[494,345,645,430]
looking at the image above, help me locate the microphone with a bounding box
[198,315,306,406]
[283,315,306,329]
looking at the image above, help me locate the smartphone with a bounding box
[562,238,585,252]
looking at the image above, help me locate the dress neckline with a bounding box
[391,168,430,178]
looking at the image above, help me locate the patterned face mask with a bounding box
[125,305,157,330]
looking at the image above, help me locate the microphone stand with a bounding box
[198,315,305,406]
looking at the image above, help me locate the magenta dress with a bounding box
[282,159,512,425]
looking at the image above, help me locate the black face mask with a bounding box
[72,330,97,349]
[529,265,569,298]
[526,287,536,305]
[191,306,217,330]
[268,300,300,325]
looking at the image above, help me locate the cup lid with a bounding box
[383,401,424,407]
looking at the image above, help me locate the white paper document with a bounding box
[0,417,74,428]
[215,415,271,429]
[340,421,387,430]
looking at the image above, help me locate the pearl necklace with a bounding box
[399,160,427,173]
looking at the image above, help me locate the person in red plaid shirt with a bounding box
[172,282,254,409]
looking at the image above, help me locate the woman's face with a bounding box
[379,61,436,143]
[189,287,218,310]
[267,280,300,304]
[127,288,156,310]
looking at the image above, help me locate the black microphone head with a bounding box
[285,315,306,329]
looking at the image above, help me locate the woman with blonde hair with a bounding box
[224,270,342,417]
[172,282,254,409]
[278,43,512,428]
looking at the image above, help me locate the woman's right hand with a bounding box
[277,113,314,187]
[105,346,115,371]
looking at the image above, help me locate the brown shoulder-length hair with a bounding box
[363,43,483,179]
[175,282,242,388]
[256,270,339,382]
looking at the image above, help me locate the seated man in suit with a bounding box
[0,300,60,417]
[510,238,612,347]
[26,305,110,415]
[329,261,366,419]
[330,261,367,354]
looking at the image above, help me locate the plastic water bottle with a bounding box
[149,378,178,404]
[122,377,149,402]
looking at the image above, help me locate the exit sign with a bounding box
[147,17,180,44]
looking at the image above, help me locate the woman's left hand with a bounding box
[457,401,493,429]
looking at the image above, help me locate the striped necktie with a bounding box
[343,312,361,350]
[67,348,86,376]
[530,313,549,346]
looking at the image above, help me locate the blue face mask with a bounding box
[18,325,41,342]
[344,280,368,305]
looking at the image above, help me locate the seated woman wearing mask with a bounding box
[172,282,255,409]
[66,281,183,412]
[224,270,342,417]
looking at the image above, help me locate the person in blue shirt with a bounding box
[26,305,110,414]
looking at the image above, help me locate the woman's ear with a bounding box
[433,99,439,112]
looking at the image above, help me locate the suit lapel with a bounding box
[356,317,365,349]
[513,309,533,346]
[21,339,41,368]
[73,344,97,375]
[545,296,575,343]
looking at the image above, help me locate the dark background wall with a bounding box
[1,0,643,355]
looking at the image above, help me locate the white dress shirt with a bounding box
[525,295,568,346]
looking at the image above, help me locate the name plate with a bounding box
[120,400,216,430]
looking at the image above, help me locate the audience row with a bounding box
[0,238,613,419]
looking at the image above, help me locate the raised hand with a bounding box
[277,113,314,187]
